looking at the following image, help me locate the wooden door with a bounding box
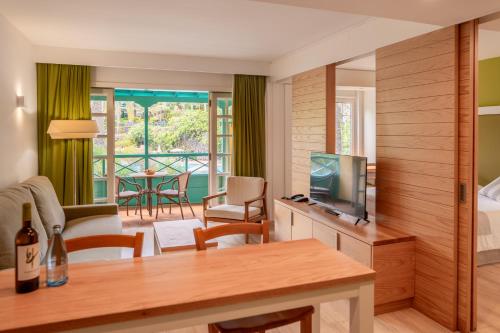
[375,23,477,332]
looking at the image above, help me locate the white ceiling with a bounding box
[0,0,369,62]
[251,0,500,27]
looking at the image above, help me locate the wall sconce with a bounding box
[16,96,25,108]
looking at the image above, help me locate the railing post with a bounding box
[184,154,189,172]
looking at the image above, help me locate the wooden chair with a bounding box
[65,233,144,258]
[202,176,267,228]
[193,222,314,333]
[155,171,195,220]
[116,176,144,219]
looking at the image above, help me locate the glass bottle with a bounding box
[15,202,40,293]
[46,225,68,287]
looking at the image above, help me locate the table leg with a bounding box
[349,282,374,333]
[147,178,153,216]
[312,304,321,333]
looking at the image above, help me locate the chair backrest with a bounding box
[65,233,144,258]
[177,172,191,193]
[226,176,266,207]
[115,176,124,196]
[193,221,270,251]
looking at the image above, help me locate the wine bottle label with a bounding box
[16,243,40,281]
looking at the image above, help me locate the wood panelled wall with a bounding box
[376,23,477,332]
[291,67,326,195]
[457,21,478,333]
[376,26,459,331]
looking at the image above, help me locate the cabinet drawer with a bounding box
[338,232,372,267]
[291,213,313,240]
[313,222,338,249]
[274,203,292,241]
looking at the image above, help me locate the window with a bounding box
[336,101,353,155]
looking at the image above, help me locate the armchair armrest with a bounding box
[244,195,266,220]
[202,192,227,211]
[244,195,266,206]
[63,204,119,222]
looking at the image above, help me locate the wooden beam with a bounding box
[326,63,336,154]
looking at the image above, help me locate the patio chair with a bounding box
[155,171,195,220]
[115,176,144,219]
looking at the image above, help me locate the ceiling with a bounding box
[0,0,369,62]
[251,0,500,27]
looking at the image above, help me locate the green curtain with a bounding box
[37,64,93,205]
[232,74,266,178]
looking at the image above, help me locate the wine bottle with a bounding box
[15,203,40,293]
[46,225,68,287]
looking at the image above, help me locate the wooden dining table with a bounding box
[0,239,375,333]
[129,171,168,216]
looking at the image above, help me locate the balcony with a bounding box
[93,152,209,205]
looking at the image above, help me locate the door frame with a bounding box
[208,92,233,196]
[91,87,115,203]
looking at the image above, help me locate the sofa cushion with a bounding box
[0,186,48,270]
[22,176,65,237]
[63,215,122,263]
[63,215,122,239]
[205,204,260,220]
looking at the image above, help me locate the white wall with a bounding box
[92,67,233,92]
[265,79,290,217]
[336,69,375,88]
[0,15,37,188]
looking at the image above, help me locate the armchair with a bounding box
[202,176,267,230]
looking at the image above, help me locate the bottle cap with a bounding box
[22,203,31,221]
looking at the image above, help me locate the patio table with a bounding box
[130,171,169,216]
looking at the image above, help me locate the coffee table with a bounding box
[153,219,218,254]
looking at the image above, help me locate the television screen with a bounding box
[310,152,367,219]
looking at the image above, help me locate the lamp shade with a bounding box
[47,120,99,139]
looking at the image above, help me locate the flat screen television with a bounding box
[310,152,368,220]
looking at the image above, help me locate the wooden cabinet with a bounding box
[313,222,337,249]
[338,232,372,267]
[291,213,313,240]
[274,202,292,241]
[273,199,415,315]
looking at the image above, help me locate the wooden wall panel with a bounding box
[291,67,326,195]
[376,26,459,331]
[457,20,478,333]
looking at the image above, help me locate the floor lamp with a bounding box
[47,120,99,205]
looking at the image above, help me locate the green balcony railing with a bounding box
[93,152,209,205]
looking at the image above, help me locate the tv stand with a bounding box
[274,198,415,315]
